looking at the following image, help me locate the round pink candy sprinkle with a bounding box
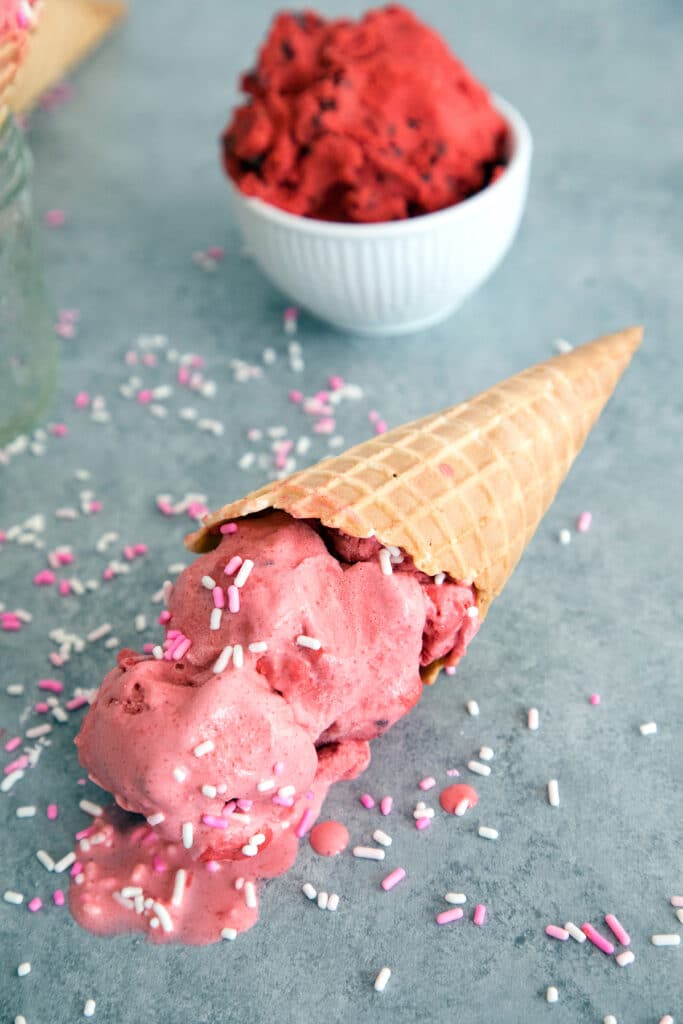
[137,389,153,404]
[38,679,63,694]
[70,862,83,877]
[381,867,406,892]
[415,816,431,830]
[273,761,285,776]
[50,423,68,436]
[4,737,21,752]
[205,860,220,873]
[288,390,303,403]
[220,523,238,535]
[58,580,71,597]
[360,794,375,810]
[53,890,65,906]
[328,376,344,390]
[380,796,393,816]
[436,907,464,925]
[73,391,90,409]
[473,904,487,927]
[47,804,58,820]
[375,420,388,435]
[589,693,601,705]
[576,511,593,533]
[28,897,43,912]
[44,209,66,227]
[152,855,166,873]
[546,925,569,941]
[419,776,436,791]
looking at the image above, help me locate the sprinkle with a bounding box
[676,909,683,924]
[171,869,187,908]
[379,796,393,816]
[213,646,233,673]
[36,849,55,871]
[445,893,466,905]
[670,896,683,908]
[212,586,224,609]
[202,785,217,798]
[2,770,25,791]
[86,623,112,643]
[227,586,240,614]
[353,846,385,861]
[202,815,227,829]
[466,699,480,716]
[296,809,315,837]
[605,914,630,946]
[473,904,487,926]
[3,891,24,904]
[16,806,37,818]
[28,897,42,912]
[153,902,174,933]
[576,511,592,533]
[360,794,375,809]
[26,724,52,739]
[564,922,587,943]
[146,812,165,826]
[478,826,499,840]
[419,776,436,791]
[221,927,238,941]
[581,923,614,954]
[548,780,560,807]
[54,852,76,873]
[373,829,392,847]
[651,934,680,946]
[659,1017,674,1024]
[468,761,491,777]
[84,999,97,1017]
[378,549,393,575]
[193,740,215,758]
[79,800,103,817]
[317,891,328,910]
[545,925,569,941]
[297,634,322,651]
[454,799,471,817]
[327,893,340,912]
[546,987,559,1004]
[47,804,58,820]
[436,907,464,925]
[17,962,31,977]
[589,693,601,705]
[53,889,65,906]
[208,606,223,632]
[615,950,635,967]
[201,575,216,590]
[413,804,434,819]
[558,528,571,545]
[302,883,317,901]
[479,746,494,761]
[234,559,254,588]
[528,707,540,730]
[173,767,187,783]
[241,845,258,857]
[172,637,191,659]
[232,644,244,668]
[224,556,243,578]
[381,867,406,892]
[639,721,657,736]
[220,522,238,535]
[374,967,391,993]
[244,881,257,909]
[415,817,431,831]
[182,823,193,849]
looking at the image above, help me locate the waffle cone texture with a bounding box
[188,327,642,673]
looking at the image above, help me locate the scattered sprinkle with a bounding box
[651,934,680,946]
[639,721,657,736]
[296,634,322,651]
[468,761,491,777]
[374,967,391,993]
[372,829,392,847]
[181,823,193,849]
[17,962,31,977]
[546,986,559,1004]
[466,699,480,716]
[436,907,463,925]
[615,950,635,967]
[193,740,215,758]
[581,923,614,954]
[545,925,569,941]
[558,528,571,545]
[527,707,540,731]
[353,846,385,862]
[548,780,560,807]
[381,867,406,892]
[478,826,499,840]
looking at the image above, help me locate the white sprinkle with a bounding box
[193,740,215,758]
[372,829,392,847]
[353,846,385,861]
[202,785,217,799]
[231,812,251,823]
[327,892,340,912]
[445,893,467,905]
[54,852,77,873]
[112,892,135,910]
[201,575,216,590]
[603,1016,617,1024]
[241,844,258,857]
[232,644,244,668]
[659,1017,674,1024]
[466,605,479,618]
[153,902,174,933]
[413,806,434,819]
[26,724,52,739]
[554,338,573,353]
[234,559,254,589]
[316,891,328,910]
[468,761,491,777]
[479,746,494,761]
[546,986,559,1004]
[455,798,471,817]
[374,967,391,993]
[213,645,233,673]
[640,721,657,736]
[651,933,680,946]
[2,770,25,792]
[296,436,311,455]
[296,635,322,651]
[36,849,55,871]
[548,779,560,807]
[564,921,587,943]
[248,641,268,654]
[466,700,480,717]
[615,950,635,967]
[302,882,318,901]
[173,767,187,783]
[152,645,163,660]
[221,927,238,941]
[244,881,257,909]
[478,826,499,840]
[182,822,193,849]
[52,706,69,724]
[3,890,24,904]
[17,962,31,977]
[86,623,111,643]
[135,614,147,632]
[210,607,223,631]
[528,707,540,730]
[16,806,37,818]
[250,833,266,847]
[238,452,255,470]
[7,684,25,696]
[676,908,683,924]
[433,572,446,585]
[277,785,296,798]
[257,779,275,792]
[378,548,393,576]
[147,812,165,827]
[171,869,187,908]
[79,800,103,817]
[84,998,97,1017]
[558,528,571,545]
[162,580,173,606]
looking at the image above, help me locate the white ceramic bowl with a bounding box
[229,96,532,336]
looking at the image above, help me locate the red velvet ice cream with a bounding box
[222,5,508,222]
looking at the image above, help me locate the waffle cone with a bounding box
[188,327,642,677]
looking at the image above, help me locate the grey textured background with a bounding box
[1,1,682,1022]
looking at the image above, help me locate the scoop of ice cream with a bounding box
[0,0,39,64]
[222,5,507,222]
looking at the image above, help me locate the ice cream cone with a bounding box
[188,327,642,677]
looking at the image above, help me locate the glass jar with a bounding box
[0,110,57,446]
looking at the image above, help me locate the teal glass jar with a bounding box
[0,110,57,446]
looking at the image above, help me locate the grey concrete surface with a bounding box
[1,2,681,1022]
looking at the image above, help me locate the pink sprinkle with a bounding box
[75,828,93,841]
[295,808,315,838]
[50,423,68,437]
[415,816,431,831]
[328,376,345,391]
[190,355,204,368]
[581,922,614,955]
[5,755,29,774]
[589,693,601,705]
[88,500,102,514]
[474,904,487,927]
[380,796,393,816]
[1,613,22,631]
[374,420,388,435]
[220,523,238,535]
[152,855,167,873]
[381,867,406,892]
[55,321,76,339]
[202,814,228,829]
[52,890,65,907]
[44,209,66,227]
[187,501,209,519]
[419,776,436,791]
[142,352,157,367]
[360,794,375,810]
[137,389,153,404]
[47,804,58,820]
[123,545,136,561]
[437,907,464,925]
[224,556,243,576]
[206,246,225,261]
[58,580,71,597]
[102,568,114,581]
[288,390,303,404]
[143,643,155,654]
[65,696,88,711]
[236,799,253,812]
[73,391,90,409]
[273,761,285,776]
[228,585,240,614]
[272,795,294,807]
[177,366,191,385]
[445,666,457,676]
[134,543,148,556]
[605,914,630,946]
[125,350,138,365]
[38,679,64,694]
[222,801,236,817]
[368,410,379,423]
[33,569,56,586]
[172,637,192,660]
[576,511,593,533]
[545,925,570,941]
[213,586,225,609]
[313,417,335,435]
[49,653,65,667]
[34,702,50,714]
[158,610,172,625]
[57,550,74,565]
[27,897,43,912]
[205,860,220,873]
[446,768,460,777]
[4,737,21,752]
[284,306,298,320]
[70,862,83,877]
